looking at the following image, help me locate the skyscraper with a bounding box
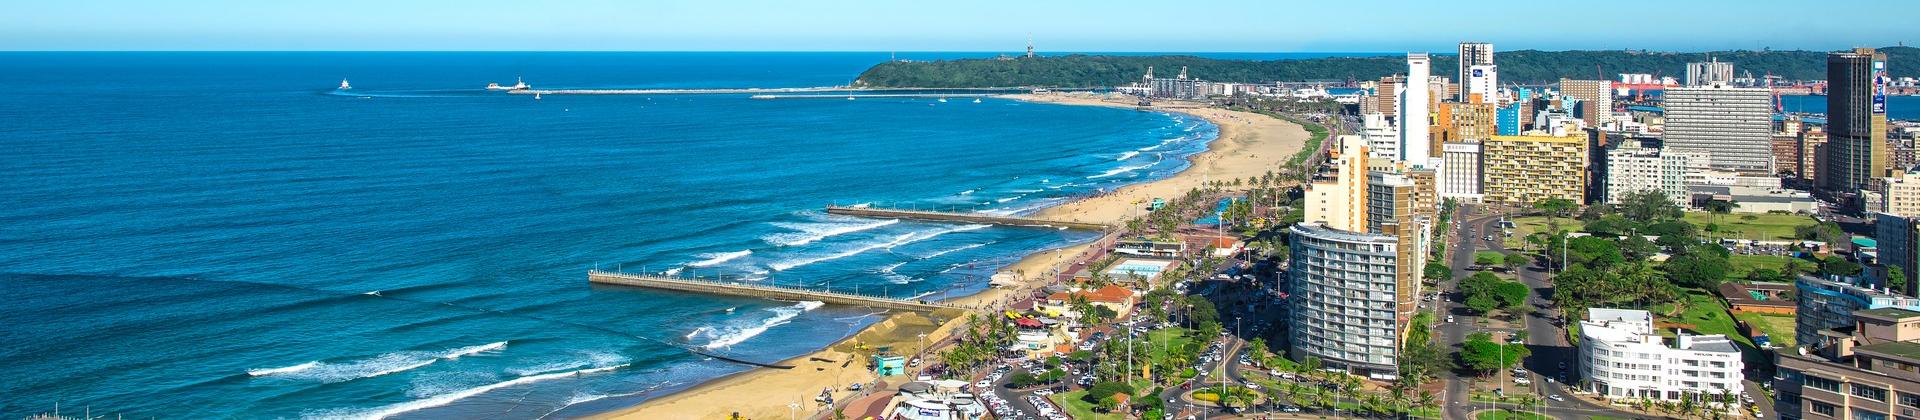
[1663,83,1775,173]
[1822,48,1890,193]
[1560,79,1614,130]
[1466,65,1498,104]
[1458,42,1494,102]
[1400,53,1433,165]
[1684,58,1735,87]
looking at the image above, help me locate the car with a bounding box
[1512,368,1528,375]
[1280,405,1301,413]
[1513,377,1532,385]
[850,383,864,391]
[1446,316,1455,323]
[1034,388,1053,396]
[977,380,992,389]
[1245,382,1261,390]
[1549,394,1565,402]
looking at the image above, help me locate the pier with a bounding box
[508,87,1064,96]
[588,271,957,312]
[824,205,1110,230]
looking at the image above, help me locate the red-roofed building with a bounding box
[1041,285,1137,319]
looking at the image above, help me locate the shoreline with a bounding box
[590,92,1308,420]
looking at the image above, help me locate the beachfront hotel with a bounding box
[1577,308,1745,403]
[1287,134,1431,379]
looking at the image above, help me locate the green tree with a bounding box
[1534,198,1577,222]
[1665,253,1731,289]
[1746,268,1783,283]
[1892,266,1910,292]
[1822,256,1863,278]
[1425,261,1454,282]
[1492,281,1531,309]
[1503,252,1529,271]
[1457,332,1530,372]
[1618,190,1684,222]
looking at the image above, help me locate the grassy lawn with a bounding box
[1651,291,1752,348]
[1684,211,1816,241]
[1503,216,1568,249]
[1474,251,1508,265]
[1726,254,1797,281]
[1735,312,1798,348]
[1476,409,1551,420]
[1050,391,1121,420]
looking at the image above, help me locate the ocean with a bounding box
[0,52,1220,419]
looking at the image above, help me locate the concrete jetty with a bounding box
[588,271,956,312]
[824,205,1110,230]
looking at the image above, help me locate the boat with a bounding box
[846,95,856,101]
[972,98,982,103]
[534,92,541,100]
[937,97,948,103]
[338,79,351,90]
[487,77,531,91]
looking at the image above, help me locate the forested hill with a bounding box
[852,47,1917,88]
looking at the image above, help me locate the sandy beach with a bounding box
[593,92,1309,420]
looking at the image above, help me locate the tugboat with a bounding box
[338,78,351,90]
[486,77,530,91]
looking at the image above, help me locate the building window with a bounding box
[1811,401,1835,416]
[1902,392,1920,409]
[1855,384,1889,402]
[1806,375,1841,392]
[1852,408,1888,420]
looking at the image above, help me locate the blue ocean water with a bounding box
[1781,94,1920,121]
[0,52,1217,419]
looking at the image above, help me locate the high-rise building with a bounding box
[1483,134,1590,204]
[1579,308,1744,402]
[1400,54,1433,165]
[1684,58,1735,87]
[1663,83,1776,174]
[1822,48,1890,193]
[1362,113,1400,160]
[1876,213,1920,296]
[1287,222,1406,378]
[1773,134,1802,177]
[1775,307,1920,420]
[1439,142,1484,202]
[1602,138,1691,205]
[1878,168,1920,217]
[1794,275,1920,347]
[1434,102,1497,146]
[1376,76,1403,120]
[1465,65,1498,104]
[1560,79,1614,130]
[1458,42,1494,102]
[1305,135,1372,232]
[1801,127,1830,184]
[1290,134,1430,379]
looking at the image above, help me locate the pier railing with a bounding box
[587,271,958,312]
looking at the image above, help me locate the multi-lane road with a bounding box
[1438,205,1636,419]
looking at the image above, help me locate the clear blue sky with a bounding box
[3,0,1911,52]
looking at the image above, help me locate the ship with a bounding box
[338,78,351,90]
[487,77,530,91]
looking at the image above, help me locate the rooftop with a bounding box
[1857,307,1920,320]
[1857,341,1920,360]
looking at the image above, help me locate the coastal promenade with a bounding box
[824,205,1110,230]
[587,270,958,312]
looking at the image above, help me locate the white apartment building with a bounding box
[1603,139,1691,205]
[1362,112,1400,160]
[1466,65,1498,104]
[1439,142,1484,202]
[1579,308,1745,402]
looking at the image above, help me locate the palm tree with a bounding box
[1679,396,1699,418]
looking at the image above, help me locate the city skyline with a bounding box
[3,0,1914,52]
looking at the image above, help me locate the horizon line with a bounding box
[0,46,1906,54]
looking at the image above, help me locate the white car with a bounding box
[1513,377,1532,385]
[1446,316,1455,323]
[1548,394,1565,402]
[1034,388,1054,396]
[977,380,992,389]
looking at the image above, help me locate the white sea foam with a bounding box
[1115,151,1140,161]
[995,195,1023,203]
[697,301,825,349]
[768,232,915,271]
[662,267,684,276]
[920,242,990,259]
[250,342,507,383]
[564,392,611,405]
[764,219,899,247]
[958,189,977,195]
[1088,163,1153,179]
[248,361,321,376]
[304,364,628,420]
[878,262,914,284]
[687,250,752,267]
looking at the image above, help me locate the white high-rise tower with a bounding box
[1399,53,1432,165]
